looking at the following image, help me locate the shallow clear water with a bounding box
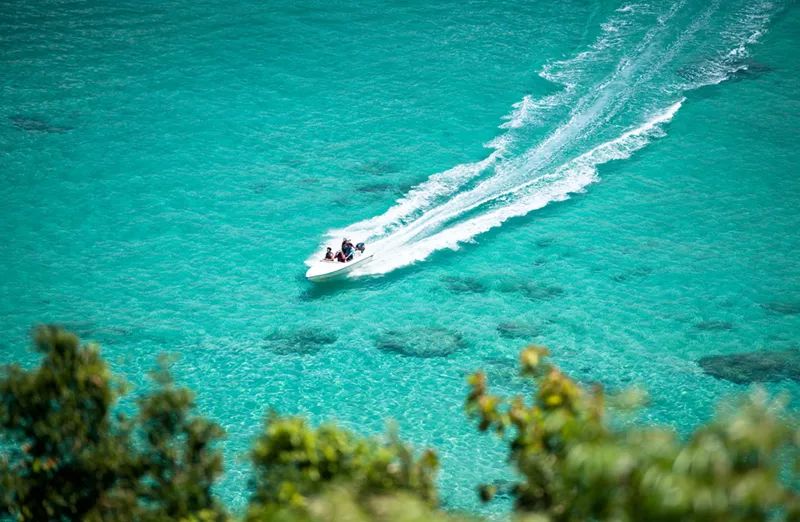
[1,0,799,514]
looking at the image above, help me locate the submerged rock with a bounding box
[58,322,132,344]
[513,282,564,301]
[375,327,466,358]
[9,115,72,133]
[677,59,771,85]
[495,277,564,300]
[496,321,539,340]
[762,301,800,316]
[440,275,488,294]
[694,320,735,332]
[251,182,268,194]
[698,349,800,384]
[731,59,773,79]
[610,266,653,283]
[264,327,337,355]
[359,160,399,175]
[355,182,398,194]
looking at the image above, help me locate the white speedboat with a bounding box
[305,250,374,282]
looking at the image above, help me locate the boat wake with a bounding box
[309,0,780,277]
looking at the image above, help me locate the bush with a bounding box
[466,345,800,521]
[245,416,438,520]
[3,327,800,521]
[0,326,227,521]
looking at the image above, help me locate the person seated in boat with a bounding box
[324,247,334,261]
[335,250,347,263]
[342,238,356,261]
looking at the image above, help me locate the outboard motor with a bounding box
[356,242,366,253]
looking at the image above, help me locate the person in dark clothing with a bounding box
[335,250,347,263]
[324,247,334,260]
[342,238,355,261]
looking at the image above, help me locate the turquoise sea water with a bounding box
[2,0,800,513]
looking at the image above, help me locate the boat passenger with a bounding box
[324,247,334,260]
[344,245,355,262]
[342,238,356,261]
[335,250,347,263]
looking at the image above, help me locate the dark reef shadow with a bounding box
[610,266,653,283]
[535,237,556,248]
[263,327,337,355]
[9,115,73,133]
[54,322,132,344]
[497,280,564,301]
[729,59,773,81]
[762,301,800,316]
[358,160,400,176]
[693,320,735,332]
[375,327,467,358]
[698,349,800,384]
[497,321,540,340]
[355,182,397,193]
[440,275,489,294]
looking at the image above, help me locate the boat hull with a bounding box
[305,253,374,282]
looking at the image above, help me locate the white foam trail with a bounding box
[307,0,653,263]
[353,100,683,275]
[499,93,565,130]
[674,1,775,89]
[317,152,500,247]
[310,0,780,275]
[327,3,686,262]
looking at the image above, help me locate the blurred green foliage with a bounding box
[2,328,800,521]
[245,416,438,521]
[135,364,227,521]
[245,486,464,522]
[466,345,800,521]
[0,326,227,521]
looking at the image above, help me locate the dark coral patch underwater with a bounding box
[358,160,399,175]
[610,266,653,283]
[264,327,337,355]
[693,320,735,332]
[698,349,800,384]
[355,183,399,194]
[375,327,466,358]
[762,301,800,316]
[496,321,540,340]
[440,275,489,294]
[9,115,73,133]
[500,281,565,300]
